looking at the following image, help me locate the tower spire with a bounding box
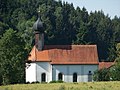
[33,10,44,51]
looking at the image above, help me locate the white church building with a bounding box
[26,13,99,83]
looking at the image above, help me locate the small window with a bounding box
[88,71,92,82]
[73,73,77,82]
[58,73,63,80]
[41,73,46,82]
[89,71,91,74]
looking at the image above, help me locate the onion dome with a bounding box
[33,12,44,33]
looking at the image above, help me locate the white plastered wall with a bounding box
[36,62,52,82]
[26,63,36,83]
[26,63,98,83]
[52,64,98,82]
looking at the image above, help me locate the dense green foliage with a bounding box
[0,0,120,84]
[0,29,27,85]
[93,43,120,81]
[1,0,120,60]
[93,68,110,81]
[93,64,120,81]
[109,43,120,81]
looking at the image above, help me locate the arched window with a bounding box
[58,73,63,80]
[73,73,77,82]
[88,71,92,82]
[41,73,46,82]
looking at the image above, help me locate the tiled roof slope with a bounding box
[99,62,115,69]
[28,45,99,64]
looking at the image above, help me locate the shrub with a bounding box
[57,80,64,83]
[36,81,40,83]
[31,82,35,84]
[31,81,40,84]
[109,63,120,81]
[49,80,64,83]
[49,80,57,83]
[93,68,110,81]
[26,82,30,84]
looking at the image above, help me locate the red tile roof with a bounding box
[99,62,115,69]
[28,45,99,64]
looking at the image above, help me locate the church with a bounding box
[26,13,99,83]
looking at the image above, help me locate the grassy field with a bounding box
[0,81,120,90]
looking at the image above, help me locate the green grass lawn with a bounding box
[0,81,120,90]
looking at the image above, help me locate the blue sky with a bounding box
[61,0,120,19]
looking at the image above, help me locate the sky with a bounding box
[61,0,120,19]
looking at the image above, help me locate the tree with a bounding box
[0,21,9,37]
[0,29,27,85]
[0,1,120,80]
[93,68,110,81]
[17,18,35,52]
[112,16,120,42]
[109,43,120,81]
[109,63,120,81]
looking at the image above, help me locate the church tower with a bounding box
[33,11,44,51]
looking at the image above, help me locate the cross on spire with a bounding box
[38,7,41,18]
